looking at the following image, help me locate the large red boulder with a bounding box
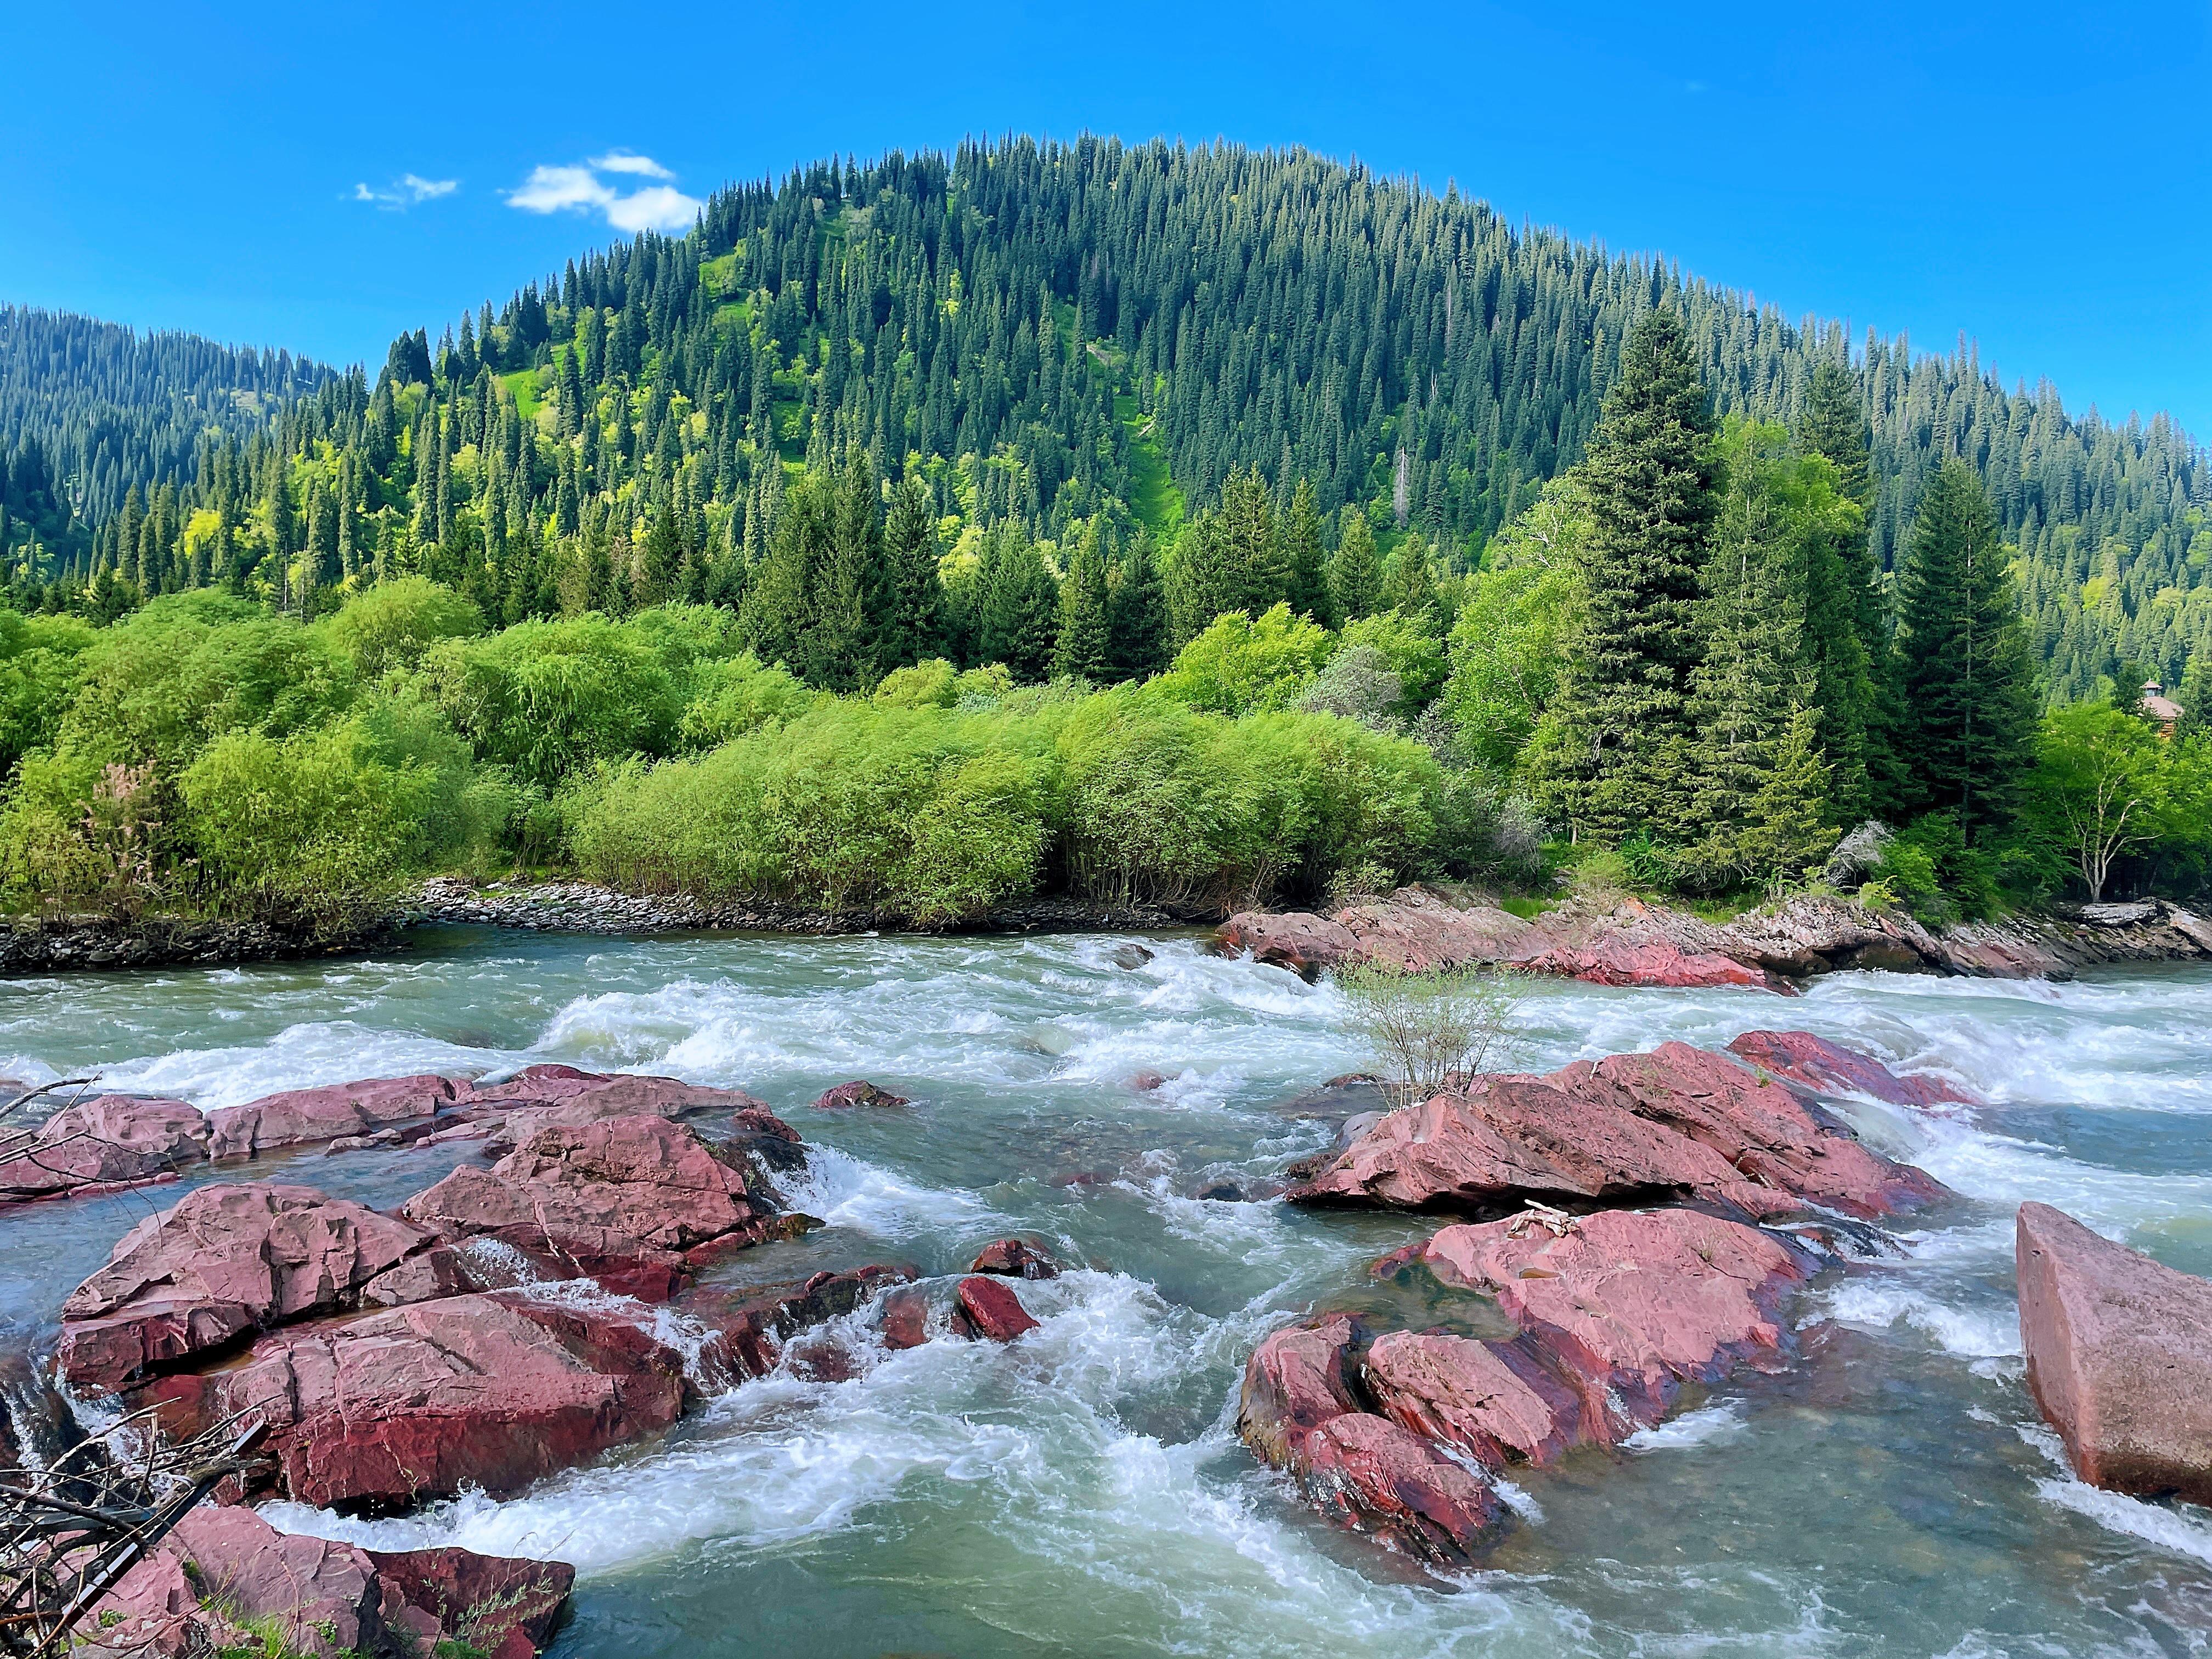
[1236,1313,1364,1465]
[206,1075,462,1160]
[1286,1073,1791,1220]
[58,1183,442,1393]
[140,1289,695,1510]
[460,1066,774,1149]
[1513,933,1783,991]
[1553,1042,1948,1219]
[1288,1042,1944,1223]
[969,1237,1060,1279]
[2016,1201,2212,1504]
[1392,1207,1812,1429]
[1726,1029,1977,1108]
[400,1114,806,1291]
[1217,910,1360,974]
[1297,1410,1506,1562]
[0,1093,209,1202]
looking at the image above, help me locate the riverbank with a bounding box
[10,877,2210,981]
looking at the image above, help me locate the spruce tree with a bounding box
[1331,511,1384,621]
[1891,459,2039,842]
[1107,531,1172,680]
[1527,309,1719,842]
[1797,360,1893,821]
[1217,465,1286,614]
[1053,520,1112,680]
[1166,510,1233,642]
[1282,479,1332,624]
[980,523,1060,681]
[881,476,944,668]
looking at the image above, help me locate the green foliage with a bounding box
[1333,961,1525,1107]
[318,577,484,676]
[2022,702,2202,901]
[1338,608,1447,716]
[1155,604,1336,715]
[1523,311,1719,840]
[1892,461,2040,843]
[677,652,816,747]
[0,607,97,773]
[1444,560,1580,772]
[428,613,684,787]
[873,657,960,709]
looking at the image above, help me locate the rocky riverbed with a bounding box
[3,928,2210,1656]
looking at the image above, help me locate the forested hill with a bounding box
[0,305,331,563]
[4,137,2207,692]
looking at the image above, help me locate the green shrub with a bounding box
[1155,604,1336,715]
[57,594,356,769]
[0,608,98,774]
[873,658,959,709]
[678,653,816,747]
[317,577,483,676]
[1338,608,1447,714]
[429,614,682,787]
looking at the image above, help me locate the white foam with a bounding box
[1820,1282,2022,1359]
[2016,1421,2212,1565]
[1621,1401,1748,1452]
[769,1143,994,1238]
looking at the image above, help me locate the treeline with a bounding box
[2,138,2206,699]
[0,307,330,571]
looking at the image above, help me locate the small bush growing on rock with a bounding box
[1333,961,1525,1107]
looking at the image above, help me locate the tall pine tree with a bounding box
[1527,309,1719,842]
[1891,459,2039,843]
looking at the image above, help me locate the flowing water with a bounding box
[4,927,2211,1657]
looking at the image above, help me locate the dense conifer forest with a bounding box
[2,136,2207,930]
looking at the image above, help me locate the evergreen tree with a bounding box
[1107,532,1172,680]
[1217,465,1285,614]
[1053,520,1111,680]
[1331,512,1384,621]
[1797,360,1893,821]
[880,476,943,668]
[979,523,1060,681]
[1386,533,1437,619]
[1166,509,1234,642]
[1891,460,2040,842]
[1282,478,1333,625]
[1527,309,1719,842]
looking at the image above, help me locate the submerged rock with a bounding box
[0,1093,210,1203]
[810,1080,912,1110]
[1725,1028,1977,1109]
[2016,1201,2212,1504]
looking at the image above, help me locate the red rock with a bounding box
[1402,1207,1812,1429]
[1286,1074,1790,1220]
[1513,934,1785,992]
[969,1238,1060,1279]
[0,1093,208,1201]
[1235,1313,1363,1466]
[366,1547,573,1659]
[2016,1201,2212,1504]
[810,1080,911,1110]
[464,1064,766,1115]
[952,1276,1040,1341]
[86,1502,574,1659]
[1296,1410,1506,1562]
[142,1289,694,1510]
[1361,1329,1588,1467]
[206,1074,462,1159]
[1127,1069,1170,1092]
[1217,910,1359,974]
[1553,1042,1948,1219]
[878,1285,930,1350]
[400,1114,805,1290]
[679,1266,916,1382]
[1726,1029,1977,1108]
[59,1183,441,1392]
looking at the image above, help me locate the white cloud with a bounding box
[507,152,700,233]
[351,173,459,210]
[590,150,674,180]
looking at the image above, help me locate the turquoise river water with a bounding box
[3,926,2210,1657]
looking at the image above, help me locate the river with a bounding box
[4,926,2210,1656]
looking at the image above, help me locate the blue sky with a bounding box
[4,1,2207,438]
